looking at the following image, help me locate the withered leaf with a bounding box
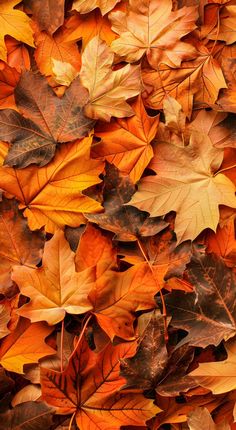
[86,163,168,241]
[0,71,94,168]
[120,310,168,390]
[25,0,65,35]
[0,401,54,430]
[164,254,236,347]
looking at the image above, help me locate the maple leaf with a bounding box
[206,218,236,268]
[0,198,44,295]
[52,59,79,87]
[0,0,34,62]
[12,230,96,325]
[142,40,227,117]
[87,163,168,241]
[5,36,30,72]
[207,5,236,45]
[63,10,116,49]
[0,137,104,232]
[0,401,54,430]
[129,130,236,243]
[120,310,168,390]
[109,0,197,68]
[217,58,236,114]
[164,254,236,347]
[72,0,121,15]
[33,21,81,79]
[25,0,65,35]
[187,407,230,430]
[41,336,160,429]
[0,60,20,110]
[0,71,94,168]
[80,36,141,121]
[93,96,158,183]
[0,318,55,373]
[75,223,117,276]
[190,338,236,395]
[90,262,160,339]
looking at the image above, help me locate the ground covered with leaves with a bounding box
[0,0,236,429]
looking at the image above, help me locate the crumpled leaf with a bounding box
[164,254,236,347]
[25,0,65,35]
[41,336,160,429]
[0,318,55,373]
[110,0,197,68]
[12,230,96,325]
[129,130,236,243]
[80,36,141,121]
[87,163,168,241]
[0,0,34,62]
[0,71,94,168]
[0,136,104,232]
[0,198,44,294]
[93,96,158,183]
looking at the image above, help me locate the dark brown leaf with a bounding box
[86,164,168,241]
[164,254,236,347]
[0,71,94,168]
[0,401,54,430]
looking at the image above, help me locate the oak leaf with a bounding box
[25,0,65,35]
[72,0,121,15]
[0,198,44,295]
[12,230,96,325]
[0,137,104,232]
[0,0,34,62]
[87,163,168,241]
[129,130,236,243]
[0,318,55,373]
[0,401,54,430]
[41,336,160,429]
[0,71,94,168]
[109,0,197,68]
[80,36,141,121]
[164,254,236,347]
[190,338,236,394]
[93,96,158,183]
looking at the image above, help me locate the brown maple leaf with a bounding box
[0,71,94,168]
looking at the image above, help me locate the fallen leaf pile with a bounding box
[1,1,236,429]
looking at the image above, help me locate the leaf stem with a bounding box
[68,411,76,430]
[70,314,93,359]
[214,163,236,176]
[60,318,64,373]
[136,238,168,342]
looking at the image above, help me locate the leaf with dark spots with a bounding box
[0,71,95,168]
[86,163,168,241]
[120,309,168,390]
[0,401,54,430]
[163,254,236,347]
